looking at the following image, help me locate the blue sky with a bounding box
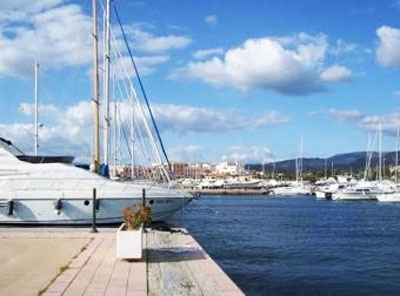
[1,0,400,164]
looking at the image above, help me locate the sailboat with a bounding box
[269,137,312,196]
[333,126,395,201]
[377,124,400,203]
[0,0,193,224]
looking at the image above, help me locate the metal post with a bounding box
[92,0,100,173]
[142,188,146,233]
[91,188,98,233]
[34,62,39,156]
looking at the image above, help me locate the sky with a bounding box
[1,0,400,165]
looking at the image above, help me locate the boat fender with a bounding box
[7,199,14,216]
[54,199,63,215]
[95,198,100,211]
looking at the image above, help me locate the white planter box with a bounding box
[116,223,143,259]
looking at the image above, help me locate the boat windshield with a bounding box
[0,137,24,156]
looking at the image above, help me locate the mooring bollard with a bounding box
[142,188,147,233]
[142,188,146,206]
[91,188,98,233]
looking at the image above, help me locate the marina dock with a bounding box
[0,226,243,296]
[190,188,268,196]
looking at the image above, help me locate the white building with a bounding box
[215,161,244,175]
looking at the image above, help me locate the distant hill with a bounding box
[247,151,399,175]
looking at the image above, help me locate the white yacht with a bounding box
[314,183,340,200]
[0,139,193,225]
[376,189,400,203]
[269,181,312,196]
[332,180,392,201]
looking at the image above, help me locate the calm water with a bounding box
[170,195,400,296]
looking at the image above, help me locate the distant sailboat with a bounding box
[333,125,395,201]
[377,124,400,203]
[269,137,312,196]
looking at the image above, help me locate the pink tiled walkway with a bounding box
[42,228,244,296]
[42,232,147,296]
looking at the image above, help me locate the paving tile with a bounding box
[36,227,244,296]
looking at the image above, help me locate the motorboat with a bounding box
[269,181,312,196]
[376,191,400,203]
[331,180,392,201]
[0,139,193,225]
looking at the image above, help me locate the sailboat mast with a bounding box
[92,0,100,172]
[396,124,399,183]
[103,0,111,165]
[378,123,382,181]
[34,61,39,156]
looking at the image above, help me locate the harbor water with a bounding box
[171,195,400,295]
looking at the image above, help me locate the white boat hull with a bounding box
[0,140,194,225]
[0,196,192,225]
[332,192,378,201]
[314,190,333,200]
[376,192,400,203]
[269,186,311,196]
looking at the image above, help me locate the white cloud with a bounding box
[0,100,94,159]
[112,55,170,78]
[180,33,329,95]
[376,26,400,68]
[330,39,358,55]
[322,108,400,136]
[125,27,192,53]
[358,112,400,133]
[0,0,62,20]
[2,100,290,162]
[0,3,185,80]
[327,108,362,121]
[320,65,352,82]
[169,145,207,162]
[204,15,218,26]
[193,48,224,59]
[0,3,92,78]
[19,102,59,117]
[152,104,290,134]
[221,145,273,163]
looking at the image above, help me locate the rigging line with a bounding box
[112,2,172,173]
[111,28,155,170]
[110,19,170,183]
[109,12,170,182]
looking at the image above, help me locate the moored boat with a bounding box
[376,191,400,203]
[0,139,193,224]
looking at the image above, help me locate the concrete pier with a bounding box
[0,226,244,296]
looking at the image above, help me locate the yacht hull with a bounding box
[0,196,192,225]
[376,192,400,203]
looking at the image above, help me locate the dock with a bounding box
[0,226,244,296]
[190,188,268,196]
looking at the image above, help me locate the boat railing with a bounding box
[2,176,111,193]
[0,175,166,198]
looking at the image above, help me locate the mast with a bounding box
[92,0,100,172]
[130,88,135,179]
[34,61,39,156]
[298,136,303,182]
[396,123,399,184]
[113,100,118,175]
[103,0,111,165]
[378,123,382,181]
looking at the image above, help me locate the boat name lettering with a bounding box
[155,199,174,204]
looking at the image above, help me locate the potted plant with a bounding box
[116,204,151,259]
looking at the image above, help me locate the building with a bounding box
[214,161,244,176]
